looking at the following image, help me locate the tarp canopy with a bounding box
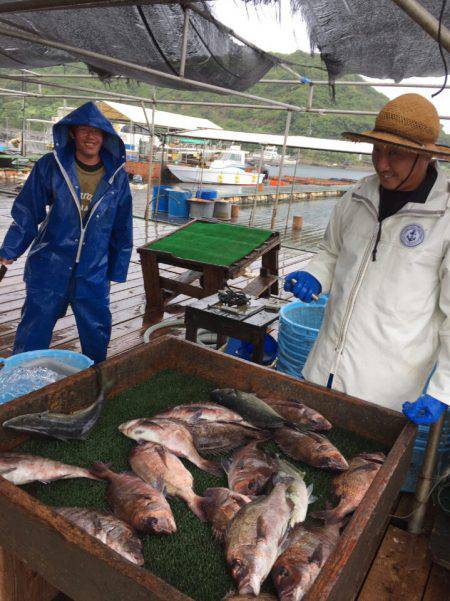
[96,100,221,131]
[0,1,279,92]
[267,0,450,82]
[177,127,374,154]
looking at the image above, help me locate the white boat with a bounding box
[167,146,264,185]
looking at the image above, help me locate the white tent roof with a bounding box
[178,128,373,155]
[96,101,221,132]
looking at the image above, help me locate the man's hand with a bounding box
[0,257,14,266]
[284,270,322,303]
[403,394,447,425]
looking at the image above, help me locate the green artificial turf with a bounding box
[19,370,388,601]
[146,221,273,266]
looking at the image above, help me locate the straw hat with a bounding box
[343,93,450,159]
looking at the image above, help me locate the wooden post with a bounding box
[231,204,240,221]
[293,215,303,230]
[0,547,58,601]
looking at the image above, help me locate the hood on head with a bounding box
[53,102,126,172]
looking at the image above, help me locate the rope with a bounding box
[432,0,448,98]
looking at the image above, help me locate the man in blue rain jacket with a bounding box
[0,102,133,363]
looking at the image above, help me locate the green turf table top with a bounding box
[145,221,273,266]
[19,371,388,601]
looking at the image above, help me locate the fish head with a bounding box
[3,413,51,435]
[229,544,270,597]
[233,473,269,497]
[143,511,176,535]
[118,419,155,441]
[321,453,349,472]
[272,560,319,601]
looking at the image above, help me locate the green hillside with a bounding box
[1,50,449,166]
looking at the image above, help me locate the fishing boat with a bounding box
[167,146,264,185]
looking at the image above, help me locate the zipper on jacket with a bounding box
[332,226,379,374]
[53,151,124,264]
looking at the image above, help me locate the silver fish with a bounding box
[0,452,98,485]
[54,506,144,565]
[3,385,109,441]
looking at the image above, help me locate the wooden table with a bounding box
[137,219,281,320]
[184,294,280,363]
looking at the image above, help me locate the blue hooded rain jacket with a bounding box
[0,102,133,363]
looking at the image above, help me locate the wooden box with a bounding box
[0,336,416,601]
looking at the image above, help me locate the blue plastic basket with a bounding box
[277,297,328,378]
[0,350,93,405]
[196,189,218,200]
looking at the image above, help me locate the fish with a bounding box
[201,487,251,541]
[188,421,271,456]
[312,452,386,523]
[225,478,297,596]
[210,389,301,430]
[276,460,315,526]
[118,418,222,476]
[223,594,277,601]
[3,384,109,441]
[0,452,98,485]
[54,506,144,566]
[274,428,348,471]
[129,442,205,521]
[153,403,247,425]
[90,462,176,534]
[271,520,341,600]
[223,441,278,497]
[263,398,332,431]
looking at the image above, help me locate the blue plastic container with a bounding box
[152,185,173,214]
[225,334,278,366]
[0,350,93,405]
[196,189,218,200]
[168,190,190,219]
[277,296,328,378]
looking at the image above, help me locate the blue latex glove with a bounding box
[402,394,447,425]
[284,271,322,303]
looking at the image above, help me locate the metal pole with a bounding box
[270,111,291,230]
[284,149,300,235]
[142,99,156,225]
[408,411,446,534]
[391,0,450,52]
[21,81,26,157]
[0,0,195,12]
[179,7,190,78]
[0,23,304,112]
[249,146,265,227]
[261,79,450,89]
[307,84,315,111]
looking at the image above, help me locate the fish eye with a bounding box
[247,481,257,491]
[231,559,241,569]
[275,566,290,578]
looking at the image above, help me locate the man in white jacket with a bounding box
[285,94,450,425]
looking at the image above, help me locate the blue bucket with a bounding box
[225,334,278,366]
[168,190,190,219]
[0,350,93,405]
[277,297,328,378]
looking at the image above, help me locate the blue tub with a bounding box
[196,189,218,200]
[0,350,93,405]
[152,185,173,214]
[277,297,328,377]
[225,334,278,366]
[168,190,190,219]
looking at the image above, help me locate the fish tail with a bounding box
[201,458,223,477]
[90,461,113,480]
[310,508,342,524]
[187,494,207,521]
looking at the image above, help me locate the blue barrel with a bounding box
[152,185,173,214]
[168,190,190,219]
[277,297,328,378]
[196,189,218,200]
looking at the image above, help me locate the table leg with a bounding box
[251,332,266,364]
[261,245,280,297]
[140,253,164,320]
[0,547,58,601]
[185,322,199,343]
[202,266,226,295]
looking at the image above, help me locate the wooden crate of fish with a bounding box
[0,335,416,601]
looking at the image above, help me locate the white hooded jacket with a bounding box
[302,164,450,412]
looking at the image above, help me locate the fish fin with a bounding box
[154,445,170,467]
[277,458,306,479]
[0,467,16,476]
[202,460,223,477]
[352,463,380,474]
[307,484,317,504]
[309,543,324,566]
[221,457,232,473]
[272,472,295,487]
[187,495,206,521]
[256,515,270,542]
[310,509,342,524]
[90,461,113,479]
[190,410,206,425]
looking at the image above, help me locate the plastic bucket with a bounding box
[213,200,231,220]
[225,334,278,366]
[277,297,328,377]
[0,349,93,372]
[196,189,218,200]
[168,190,190,219]
[188,199,215,219]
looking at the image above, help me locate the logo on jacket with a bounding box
[400,224,425,247]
